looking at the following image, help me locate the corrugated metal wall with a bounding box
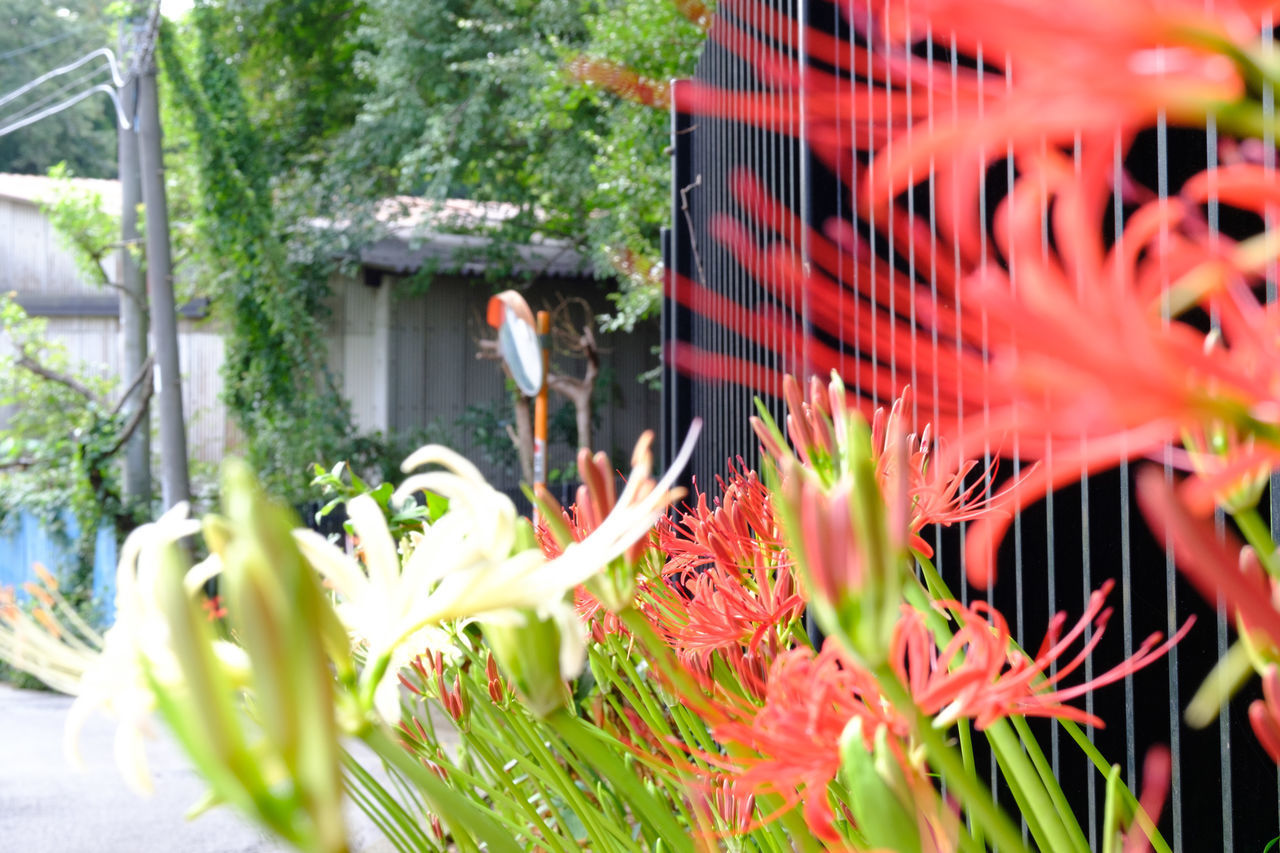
[327,272,662,492]
[0,196,100,297]
[0,315,233,465]
[0,512,118,619]
[0,194,235,465]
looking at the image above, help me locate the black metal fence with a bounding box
[662,1,1280,847]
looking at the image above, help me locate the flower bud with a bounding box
[481,607,572,718]
[777,421,907,665]
[216,459,348,851]
[838,718,923,853]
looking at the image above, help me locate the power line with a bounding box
[0,25,93,63]
[0,85,128,138]
[0,47,126,111]
[132,2,164,75]
[3,64,110,124]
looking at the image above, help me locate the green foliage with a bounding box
[309,460,444,541]
[158,5,360,502]
[41,163,122,288]
[0,0,118,177]
[455,402,522,480]
[149,0,702,501]
[0,295,142,588]
[341,0,704,325]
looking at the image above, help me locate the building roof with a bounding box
[0,174,597,279]
[355,196,597,279]
[0,172,121,211]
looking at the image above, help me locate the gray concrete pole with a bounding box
[136,60,190,510]
[117,30,151,508]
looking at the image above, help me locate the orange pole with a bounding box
[533,310,550,497]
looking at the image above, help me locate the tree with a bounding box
[343,0,704,326]
[0,0,118,177]
[0,294,151,586]
[158,5,361,501]
[150,0,704,498]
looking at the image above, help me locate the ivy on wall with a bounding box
[159,11,357,500]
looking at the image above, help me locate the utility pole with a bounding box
[118,21,150,508]
[135,15,190,510]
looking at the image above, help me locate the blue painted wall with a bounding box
[0,512,117,622]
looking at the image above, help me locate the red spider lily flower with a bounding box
[770,373,838,472]
[406,652,469,724]
[762,393,912,663]
[675,146,1280,587]
[648,464,801,680]
[1174,419,1280,516]
[660,461,783,576]
[862,0,1263,200]
[689,777,756,838]
[574,584,634,645]
[655,555,805,667]
[678,0,1265,209]
[201,595,227,622]
[1248,665,1280,764]
[1136,467,1280,654]
[893,583,1194,729]
[947,152,1280,585]
[1136,474,1280,757]
[871,388,1011,558]
[705,639,910,841]
[567,57,671,108]
[756,375,1012,559]
[536,430,670,564]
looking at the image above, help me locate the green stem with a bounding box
[361,725,522,853]
[1009,715,1092,853]
[618,606,705,701]
[500,706,636,848]
[986,719,1080,853]
[871,665,1032,853]
[546,709,693,852]
[1102,764,1123,853]
[1059,720,1173,853]
[956,720,985,848]
[342,750,433,852]
[460,729,568,852]
[1234,505,1280,578]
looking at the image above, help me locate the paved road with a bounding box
[0,685,399,853]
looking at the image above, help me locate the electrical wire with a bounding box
[132,1,164,75]
[0,47,126,111]
[0,84,128,138]
[2,64,110,124]
[0,25,93,63]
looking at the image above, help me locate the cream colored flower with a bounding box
[0,503,237,795]
[294,425,699,723]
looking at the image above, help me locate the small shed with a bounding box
[0,175,662,492]
[0,172,234,464]
[324,197,661,493]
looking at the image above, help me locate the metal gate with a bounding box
[663,1,1280,847]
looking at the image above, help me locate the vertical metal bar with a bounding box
[1204,101,1234,850]
[1114,126,1139,793]
[1155,91,1184,851]
[1071,131,1097,848]
[666,81,695,483]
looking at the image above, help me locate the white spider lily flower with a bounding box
[0,503,237,795]
[293,423,700,723]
